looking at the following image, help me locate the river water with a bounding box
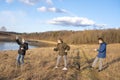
[0,42,37,50]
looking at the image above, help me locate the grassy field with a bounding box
[0,43,120,80]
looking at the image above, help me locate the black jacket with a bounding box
[16,39,28,55]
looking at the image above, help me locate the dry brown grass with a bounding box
[0,44,120,80]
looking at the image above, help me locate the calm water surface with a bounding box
[0,42,37,50]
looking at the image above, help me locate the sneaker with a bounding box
[62,67,68,70]
[55,66,58,69]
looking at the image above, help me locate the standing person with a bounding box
[54,38,70,70]
[91,38,107,72]
[16,36,29,66]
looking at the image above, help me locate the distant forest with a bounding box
[22,29,120,44]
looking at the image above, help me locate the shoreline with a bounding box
[0,38,120,51]
[0,38,55,47]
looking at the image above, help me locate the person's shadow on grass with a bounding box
[102,57,120,70]
[81,57,120,71]
[81,58,95,70]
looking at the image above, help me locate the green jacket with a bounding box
[54,43,70,56]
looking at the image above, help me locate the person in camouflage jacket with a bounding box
[54,38,70,70]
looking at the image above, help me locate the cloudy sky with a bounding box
[0,0,120,32]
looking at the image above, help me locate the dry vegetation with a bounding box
[0,44,120,80]
[0,31,20,42]
[23,29,120,44]
[0,29,120,80]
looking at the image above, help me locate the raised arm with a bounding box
[16,36,22,45]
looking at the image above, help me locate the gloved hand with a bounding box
[54,48,58,51]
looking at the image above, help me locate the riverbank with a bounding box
[27,40,55,47]
[0,43,120,80]
[0,36,55,48]
[0,37,15,42]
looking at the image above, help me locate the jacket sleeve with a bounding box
[25,43,29,50]
[65,44,70,51]
[16,39,22,45]
[54,44,59,51]
[98,44,106,53]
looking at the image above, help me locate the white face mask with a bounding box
[22,39,25,43]
[99,40,103,44]
[58,40,61,43]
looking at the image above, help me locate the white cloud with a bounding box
[20,0,40,5]
[45,0,53,5]
[37,6,67,13]
[6,0,13,3]
[19,0,53,5]
[37,6,47,12]
[48,17,95,27]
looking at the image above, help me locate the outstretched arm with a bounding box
[16,36,22,45]
[54,44,59,51]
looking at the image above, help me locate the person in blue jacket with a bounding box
[91,38,107,72]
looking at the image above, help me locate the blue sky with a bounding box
[0,0,120,32]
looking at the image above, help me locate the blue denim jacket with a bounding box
[97,42,107,58]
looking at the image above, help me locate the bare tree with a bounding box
[0,26,7,31]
